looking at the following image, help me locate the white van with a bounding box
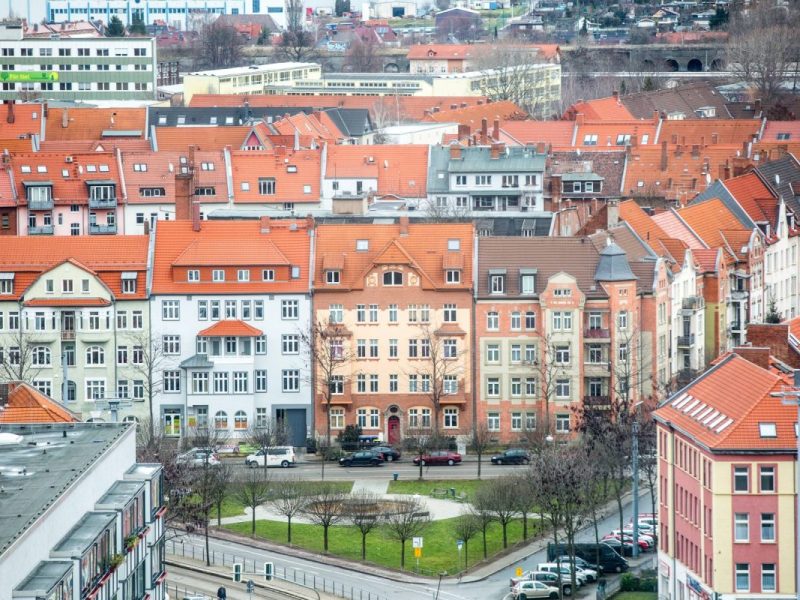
[245,446,297,468]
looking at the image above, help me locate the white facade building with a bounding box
[670,249,706,377]
[760,200,799,320]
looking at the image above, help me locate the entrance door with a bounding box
[387,416,400,445]
[276,408,307,447]
[163,409,182,437]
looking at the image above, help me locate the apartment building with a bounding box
[2,422,165,600]
[181,63,321,104]
[670,250,707,380]
[9,151,124,236]
[149,217,313,444]
[312,219,474,443]
[0,23,156,101]
[407,44,480,74]
[0,236,150,419]
[475,235,666,440]
[427,143,547,213]
[654,351,798,600]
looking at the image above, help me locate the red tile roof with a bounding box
[691,248,721,273]
[230,149,321,204]
[198,320,264,337]
[0,382,79,424]
[314,222,473,291]
[651,210,707,249]
[678,198,752,261]
[565,97,635,121]
[24,297,111,307]
[271,112,341,145]
[0,103,43,141]
[152,219,311,295]
[761,121,800,142]
[723,172,777,223]
[499,121,575,147]
[575,121,657,148]
[325,145,428,198]
[153,126,250,152]
[657,119,760,146]
[425,101,528,126]
[0,236,149,300]
[45,107,146,141]
[654,353,796,451]
[407,44,479,61]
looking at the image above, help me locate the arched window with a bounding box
[214,410,228,430]
[234,410,248,430]
[382,271,402,286]
[86,346,105,365]
[32,346,51,366]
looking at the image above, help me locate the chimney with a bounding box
[490,143,501,159]
[719,160,731,180]
[742,140,749,158]
[733,346,771,370]
[607,199,619,228]
[536,141,546,155]
[174,171,193,221]
[630,134,638,148]
[5,100,14,124]
[492,118,500,142]
[653,110,660,124]
[481,118,488,145]
[550,174,562,209]
[576,113,585,126]
[457,123,470,140]
[399,215,409,236]
[260,216,271,234]
[612,90,619,100]
[660,140,668,171]
[450,144,462,160]
[192,200,201,232]
[711,133,718,145]
[754,99,762,115]
[61,108,68,129]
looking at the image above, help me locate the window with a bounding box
[117,311,128,329]
[281,300,299,319]
[526,377,537,397]
[759,423,777,438]
[443,407,458,429]
[163,371,181,393]
[444,375,458,394]
[525,311,536,330]
[552,311,572,330]
[356,239,369,251]
[86,346,105,365]
[86,379,106,400]
[282,370,300,392]
[760,513,776,542]
[262,269,275,281]
[490,274,505,294]
[475,175,491,186]
[583,134,598,146]
[389,373,399,392]
[762,564,776,592]
[556,413,570,433]
[213,372,229,394]
[237,269,250,282]
[735,564,749,592]
[258,178,276,195]
[212,270,225,282]
[231,372,248,394]
[132,311,143,329]
[328,304,343,324]
[487,377,500,397]
[192,373,209,394]
[510,312,521,331]
[162,335,181,355]
[487,311,499,331]
[486,344,500,363]
[555,345,570,365]
[388,304,398,323]
[234,411,248,430]
[760,466,775,492]
[734,513,749,542]
[369,305,379,322]
[162,300,180,320]
[618,343,628,362]
[32,346,50,366]
[510,344,521,363]
[734,466,749,492]
[214,411,228,430]
[556,379,570,399]
[330,408,345,430]
[388,338,398,358]
[326,270,341,284]
[444,339,457,359]
[224,300,237,319]
[383,271,402,286]
[253,370,267,393]
[487,412,500,431]
[618,310,628,330]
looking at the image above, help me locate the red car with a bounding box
[412,451,462,466]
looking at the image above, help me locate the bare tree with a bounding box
[451,511,481,570]
[512,473,537,540]
[404,428,445,481]
[469,492,496,559]
[211,461,234,527]
[301,483,346,552]
[0,329,44,385]
[269,478,309,544]
[528,334,569,437]
[276,0,319,62]
[245,418,289,480]
[344,35,383,72]
[476,477,518,549]
[301,319,354,480]
[126,330,170,443]
[385,497,430,569]
[233,466,271,535]
[420,197,473,221]
[197,21,244,69]
[555,444,593,596]
[468,420,493,480]
[186,425,228,565]
[346,492,384,560]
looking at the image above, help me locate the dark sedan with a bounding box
[491,449,531,465]
[372,446,402,462]
[339,451,383,467]
[412,451,462,466]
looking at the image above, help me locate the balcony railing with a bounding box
[29,225,54,235]
[61,330,76,341]
[584,327,610,339]
[89,223,117,235]
[682,296,705,311]
[677,334,695,347]
[583,395,611,408]
[28,197,54,210]
[88,197,117,209]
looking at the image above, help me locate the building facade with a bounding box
[0,24,156,101]
[312,219,474,443]
[149,218,313,444]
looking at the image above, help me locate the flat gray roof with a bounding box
[52,512,116,557]
[0,423,131,558]
[96,480,143,511]
[12,560,73,597]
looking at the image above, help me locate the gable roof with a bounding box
[753,153,800,214]
[499,121,575,147]
[0,102,43,141]
[198,320,264,337]
[678,198,752,261]
[723,172,777,224]
[45,107,146,141]
[425,101,528,126]
[407,44,478,61]
[0,382,80,423]
[565,97,635,121]
[651,209,707,249]
[325,145,429,198]
[153,126,251,152]
[657,119,761,146]
[621,82,732,120]
[230,149,321,204]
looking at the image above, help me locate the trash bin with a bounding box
[449,488,456,497]
[393,472,399,481]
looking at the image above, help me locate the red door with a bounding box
[387,416,400,445]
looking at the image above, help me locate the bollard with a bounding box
[393,473,399,481]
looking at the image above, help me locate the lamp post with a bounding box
[770,370,800,600]
[632,400,644,560]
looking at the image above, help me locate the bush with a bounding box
[620,573,657,592]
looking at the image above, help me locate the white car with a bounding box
[536,563,586,587]
[245,446,296,468]
[512,580,560,600]
[176,448,220,467]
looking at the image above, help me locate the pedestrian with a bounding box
[217,586,227,600]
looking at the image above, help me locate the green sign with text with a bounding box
[0,71,59,82]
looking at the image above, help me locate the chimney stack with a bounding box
[490,143,501,159]
[711,133,718,145]
[492,118,500,142]
[5,100,14,124]
[61,108,68,129]
[550,174,562,210]
[630,134,638,148]
[260,216,271,234]
[607,199,619,228]
[457,123,470,140]
[660,140,668,171]
[450,144,462,160]
[576,113,585,126]
[399,215,409,236]
[481,118,488,145]
[174,171,193,221]
[192,200,201,232]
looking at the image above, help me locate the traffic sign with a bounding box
[414,547,422,558]
[246,580,255,593]
[516,567,523,577]
[456,540,464,551]
[412,537,423,549]
[0,71,59,82]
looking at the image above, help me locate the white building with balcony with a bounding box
[670,249,706,379]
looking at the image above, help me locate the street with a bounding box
[168,491,653,600]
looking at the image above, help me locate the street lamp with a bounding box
[632,400,644,560]
[769,370,800,600]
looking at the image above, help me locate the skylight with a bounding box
[759,422,777,438]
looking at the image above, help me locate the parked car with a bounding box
[490,449,531,465]
[536,563,586,587]
[371,446,401,462]
[599,536,634,557]
[244,446,296,468]
[553,558,599,582]
[554,555,601,575]
[511,580,560,600]
[510,571,575,596]
[610,529,654,546]
[603,533,649,552]
[339,451,383,467]
[547,543,628,573]
[412,451,462,466]
[176,448,220,467]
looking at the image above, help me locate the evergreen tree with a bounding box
[129,12,147,35]
[106,15,125,37]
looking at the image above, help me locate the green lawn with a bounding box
[387,479,488,502]
[212,481,354,520]
[225,516,541,575]
[613,593,657,600]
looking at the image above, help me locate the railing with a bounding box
[676,334,695,347]
[682,296,704,311]
[61,330,76,341]
[167,539,389,600]
[89,197,118,209]
[28,198,54,210]
[28,225,54,235]
[584,327,610,339]
[583,395,611,407]
[89,223,117,234]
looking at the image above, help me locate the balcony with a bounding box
[29,225,54,235]
[88,197,118,209]
[676,334,695,347]
[584,327,610,340]
[61,330,76,341]
[28,197,54,210]
[583,395,611,409]
[90,223,117,235]
[583,361,611,376]
[682,296,705,313]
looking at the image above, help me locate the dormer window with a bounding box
[583,134,598,146]
[201,162,215,171]
[262,269,275,281]
[489,270,506,294]
[20,165,31,173]
[383,271,402,286]
[326,270,341,284]
[520,270,536,295]
[291,266,300,279]
[188,269,200,282]
[0,273,14,295]
[212,269,225,282]
[237,269,250,282]
[447,239,460,251]
[37,165,47,173]
[616,134,631,145]
[121,272,137,294]
[133,163,147,172]
[446,269,461,284]
[777,133,791,141]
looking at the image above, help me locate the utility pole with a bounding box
[632,417,639,559]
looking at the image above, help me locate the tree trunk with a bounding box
[502,522,508,549]
[204,519,211,567]
[544,398,550,435]
[361,532,367,560]
[287,516,292,544]
[400,539,406,568]
[323,525,329,551]
[217,500,222,526]
[477,452,482,479]
[522,510,528,540]
[251,506,256,535]
[482,527,488,558]
[418,452,424,481]
[464,541,468,570]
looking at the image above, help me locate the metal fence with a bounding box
[167,540,389,600]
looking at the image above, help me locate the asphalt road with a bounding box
[169,491,654,600]
[166,563,323,600]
